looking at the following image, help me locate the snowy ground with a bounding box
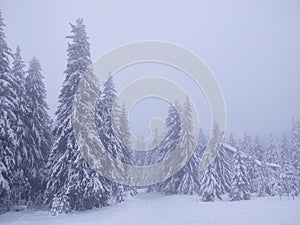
[0,193,299,225]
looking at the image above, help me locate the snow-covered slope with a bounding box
[0,193,299,225]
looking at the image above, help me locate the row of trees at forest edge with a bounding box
[0,10,51,211]
[0,10,299,215]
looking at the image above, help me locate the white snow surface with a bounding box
[0,193,299,225]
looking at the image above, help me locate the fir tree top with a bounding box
[0,10,12,74]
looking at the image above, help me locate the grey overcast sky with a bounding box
[1,0,300,138]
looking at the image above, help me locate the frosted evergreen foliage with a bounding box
[45,19,110,213]
[229,150,251,201]
[0,10,15,210]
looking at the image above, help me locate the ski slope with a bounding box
[0,193,299,225]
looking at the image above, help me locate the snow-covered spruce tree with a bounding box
[256,160,272,197]
[290,119,300,193]
[192,128,208,194]
[146,128,164,193]
[266,134,279,164]
[214,145,232,194]
[117,103,137,196]
[156,98,201,195]
[240,132,254,157]
[0,162,10,209]
[229,150,251,201]
[97,76,128,203]
[175,97,198,195]
[280,164,298,199]
[50,194,71,215]
[45,19,110,214]
[279,134,289,166]
[151,103,181,194]
[247,157,260,194]
[290,118,300,172]
[97,76,118,157]
[240,132,257,193]
[198,122,224,201]
[210,123,231,195]
[197,127,207,151]
[25,57,52,205]
[202,122,231,195]
[253,135,264,161]
[199,162,222,201]
[247,151,277,196]
[118,103,132,148]
[10,47,31,207]
[0,10,15,210]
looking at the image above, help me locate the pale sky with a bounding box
[2,0,300,138]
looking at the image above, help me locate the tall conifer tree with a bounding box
[45,19,110,214]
